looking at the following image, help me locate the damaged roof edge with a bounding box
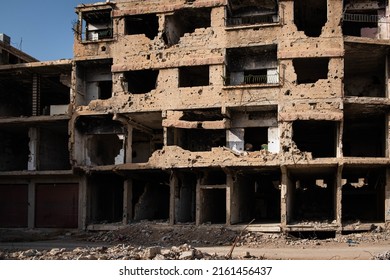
[0,59,73,72]
[75,2,116,12]
[0,40,39,63]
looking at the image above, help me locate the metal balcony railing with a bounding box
[343,13,380,23]
[226,14,279,26]
[85,28,113,41]
[225,73,280,86]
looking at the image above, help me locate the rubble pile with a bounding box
[237,228,390,248]
[1,223,389,260]
[0,243,264,260]
[86,223,237,247]
[372,251,390,260]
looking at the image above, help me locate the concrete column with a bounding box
[387,113,390,158]
[70,62,77,106]
[226,128,244,151]
[28,127,39,171]
[385,168,390,228]
[78,176,88,230]
[195,178,201,226]
[336,164,343,231]
[228,173,239,225]
[386,54,389,99]
[268,127,280,153]
[123,179,133,225]
[169,171,178,225]
[126,126,133,163]
[378,7,390,40]
[163,127,168,146]
[337,120,343,158]
[280,166,288,228]
[27,182,35,229]
[226,173,233,226]
[211,6,225,28]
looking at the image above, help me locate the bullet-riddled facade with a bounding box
[1,0,390,233]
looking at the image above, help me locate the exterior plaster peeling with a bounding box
[1,0,390,232]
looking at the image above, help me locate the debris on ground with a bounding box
[0,221,389,260]
[84,222,238,247]
[372,251,390,260]
[0,243,265,260]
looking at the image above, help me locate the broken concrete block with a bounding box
[179,249,194,260]
[143,246,161,259]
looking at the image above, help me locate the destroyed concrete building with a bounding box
[1,0,390,235]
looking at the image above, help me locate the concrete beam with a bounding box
[113,113,153,135]
[162,119,230,129]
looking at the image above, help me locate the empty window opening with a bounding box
[38,124,71,171]
[293,58,329,84]
[80,9,113,41]
[201,170,227,185]
[228,109,279,153]
[342,168,385,223]
[0,70,70,117]
[344,45,386,97]
[133,178,170,221]
[89,174,123,224]
[226,0,279,26]
[40,75,71,116]
[288,170,335,223]
[0,127,29,171]
[132,129,152,163]
[125,69,158,94]
[244,127,268,151]
[231,173,281,224]
[125,14,159,39]
[163,8,211,46]
[294,0,327,37]
[172,129,226,152]
[0,184,28,228]
[86,134,124,166]
[76,116,126,166]
[35,184,79,228]
[98,80,112,100]
[342,1,387,38]
[293,121,337,158]
[226,45,278,86]
[343,115,385,157]
[76,60,113,105]
[200,188,226,224]
[0,73,32,117]
[288,231,336,240]
[179,66,209,87]
[174,172,197,223]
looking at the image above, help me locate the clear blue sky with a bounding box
[0,0,96,61]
